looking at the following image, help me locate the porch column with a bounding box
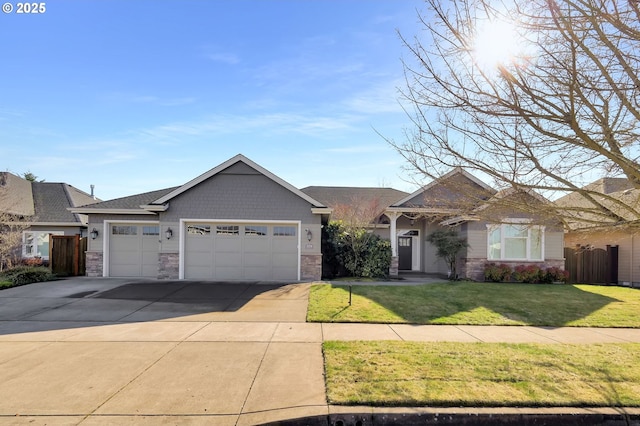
[389,211,400,277]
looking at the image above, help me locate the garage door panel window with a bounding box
[112,225,137,235]
[274,226,296,237]
[143,226,159,236]
[187,225,211,235]
[245,225,268,236]
[217,225,239,235]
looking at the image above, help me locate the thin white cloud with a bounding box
[205,52,240,65]
[136,112,358,141]
[101,92,197,106]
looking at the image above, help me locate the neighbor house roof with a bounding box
[0,172,35,216]
[0,172,100,225]
[555,177,640,230]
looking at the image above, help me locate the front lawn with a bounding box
[324,341,640,407]
[308,282,640,327]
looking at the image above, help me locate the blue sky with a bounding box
[1,0,426,201]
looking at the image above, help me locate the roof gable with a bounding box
[153,154,325,207]
[392,168,495,209]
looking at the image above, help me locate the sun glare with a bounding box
[472,19,522,70]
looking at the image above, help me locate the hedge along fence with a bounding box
[484,263,569,284]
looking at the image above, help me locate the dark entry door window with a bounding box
[398,236,412,270]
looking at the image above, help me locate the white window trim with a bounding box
[486,220,545,262]
[22,231,64,259]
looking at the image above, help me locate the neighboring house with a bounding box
[557,178,640,286]
[0,171,99,262]
[70,155,331,281]
[305,168,565,281]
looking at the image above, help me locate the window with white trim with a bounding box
[487,223,544,261]
[22,231,64,259]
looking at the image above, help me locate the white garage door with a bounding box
[184,223,298,281]
[109,224,159,277]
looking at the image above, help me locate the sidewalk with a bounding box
[0,278,639,425]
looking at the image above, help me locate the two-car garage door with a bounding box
[108,222,299,280]
[184,222,299,281]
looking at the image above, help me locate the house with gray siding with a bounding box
[0,171,99,263]
[306,168,565,281]
[69,155,563,282]
[71,155,330,281]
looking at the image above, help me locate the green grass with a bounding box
[308,282,640,327]
[324,341,640,407]
[0,280,13,289]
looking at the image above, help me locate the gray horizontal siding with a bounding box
[161,173,319,224]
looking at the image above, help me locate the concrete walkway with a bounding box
[0,278,639,425]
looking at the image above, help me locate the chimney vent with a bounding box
[90,184,95,199]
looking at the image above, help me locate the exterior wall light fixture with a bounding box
[90,228,99,240]
[165,228,173,240]
[305,228,312,242]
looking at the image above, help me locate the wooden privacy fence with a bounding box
[564,245,619,284]
[50,235,87,276]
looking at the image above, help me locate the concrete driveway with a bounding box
[0,277,327,425]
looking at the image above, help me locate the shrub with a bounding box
[323,221,392,279]
[0,266,56,287]
[21,257,43,266]
[484,263,512,282]
[359,238,392,278]
[513,264,542,283]
[541,266,570,283]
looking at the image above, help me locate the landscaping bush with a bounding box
[484,263,512,282]
[21,257,44,266]
[541,266,570,283]
[0,266,56,287]
[513,264,542,283]
[358,238,392,278]
[323,221,391,279]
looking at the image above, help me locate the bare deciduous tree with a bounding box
[391,0,640,230]
[0,173,32,271]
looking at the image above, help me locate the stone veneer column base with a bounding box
[389,256,399,277]
[85,252,103,277]
[301,254,322,281]
[159,252,179,279]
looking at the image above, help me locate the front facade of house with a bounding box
[382,170,565,281]
[0,171,98,263]
[558,178,640,287]
[305,168,565,281]
[71,156,564,282]
[72,155,330,281]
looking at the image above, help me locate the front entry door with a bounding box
[398,236,412,270]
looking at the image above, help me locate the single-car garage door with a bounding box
[109,224,159,277]
[184,222,298,281]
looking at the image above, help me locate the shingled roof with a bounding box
[300,186,409,210]
[1,172,100,224]
[78,187,179,210]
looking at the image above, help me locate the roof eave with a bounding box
[68,207,157,215]
[140,204,169,212]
